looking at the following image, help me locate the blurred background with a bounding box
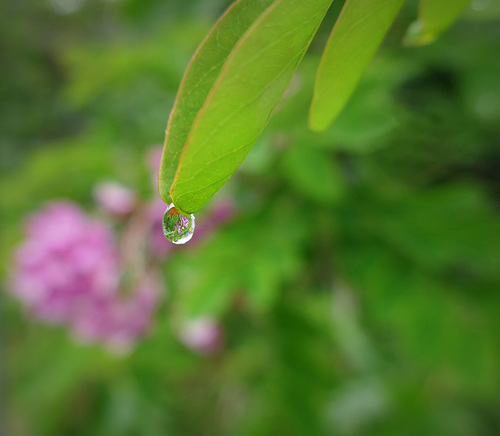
[1,0,500,435]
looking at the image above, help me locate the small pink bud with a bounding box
[178,317,223,354]
[94,181,136,216]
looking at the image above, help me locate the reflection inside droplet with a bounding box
[162,204,195,244]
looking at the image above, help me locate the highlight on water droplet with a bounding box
[162,204,195,244]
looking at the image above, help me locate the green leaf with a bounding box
[320,70,399,153]
[170,199,307,317]
[159,0,334,213]
[308,0,405,132]
[280,142,343,204]
[405,0,471,46]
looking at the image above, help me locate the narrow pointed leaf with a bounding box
[405,0,471,46]
[158,0,274,207]
[309,0,405,132]
[159,0,333,213]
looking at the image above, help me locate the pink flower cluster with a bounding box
[8,146,233,354]
[10,202,159,352]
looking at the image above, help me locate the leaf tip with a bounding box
[403,20,436,47]
[158,186,172,205]
[308,101,331,132]
[158,166,172,205]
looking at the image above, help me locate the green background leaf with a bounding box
[280,142,344,204]
[405,0,471,46]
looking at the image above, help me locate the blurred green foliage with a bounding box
[1,0,500,435]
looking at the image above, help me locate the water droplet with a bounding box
[162,204,195,244]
